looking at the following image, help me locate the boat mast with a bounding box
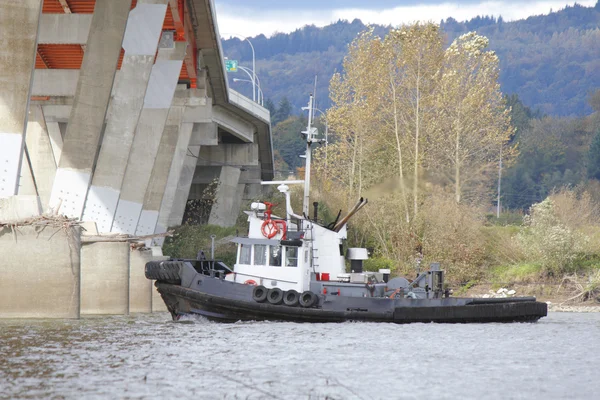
[302,95,315,217]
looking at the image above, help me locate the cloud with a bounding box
[215,0,596,38]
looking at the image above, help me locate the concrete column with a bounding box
[0,0,42,198]
[135,106,184,237]
[0,225,80,319]
[153,122,194,245]
[82,0,169,232]
[23,106,57,208]
[168,145,201,227]
[81,241,130,315]
[45,121,63,166]
[111,43,186,234]
[130,249,168,313]
[208,166,243,227]
[48,0,131,218]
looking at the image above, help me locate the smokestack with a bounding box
[313,202,319,222]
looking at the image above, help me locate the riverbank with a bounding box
[461,283,600,312]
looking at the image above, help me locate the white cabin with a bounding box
[226,185,347,293]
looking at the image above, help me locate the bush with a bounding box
[518,198,587,275]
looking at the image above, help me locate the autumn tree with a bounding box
[431,32,514,203]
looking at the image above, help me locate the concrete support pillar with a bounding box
[0,225,81,319]
[112,43,186,234]
[23,106,57,208]
[130,249,168,313]
[0,0,42,198]
[136,106,184,236]
[168,145,201,227]
[208,166,243,227]
[49,0,131,218]
[153,122,194,245]
[81,242,130,315]
[82,0,169,232]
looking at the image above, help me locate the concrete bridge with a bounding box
[0,0,273,318]
[1,0,273,232]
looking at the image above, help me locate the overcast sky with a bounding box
[214,0,597,38]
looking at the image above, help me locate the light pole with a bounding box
[222,33,256,102]
[239,65,263,106]
[233,78,264,105]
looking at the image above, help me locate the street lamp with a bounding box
[239,65,263,105]
[222,33,256,102]
[233,78,264,105]
[231,66,263,106]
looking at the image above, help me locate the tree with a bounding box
[264,98,277,117]
[273,97,293,125]
[588,129,600,180]
[432,32,515,203]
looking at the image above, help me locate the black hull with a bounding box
[155,281,548,324]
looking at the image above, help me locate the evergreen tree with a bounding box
[264,98,276,117]
[588,129,600,180]
[273,97,293,125]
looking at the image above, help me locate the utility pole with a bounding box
[497,145,503,218]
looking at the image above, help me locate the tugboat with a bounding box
[147,96,547,323]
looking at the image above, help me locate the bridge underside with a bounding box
[0,0,273,237]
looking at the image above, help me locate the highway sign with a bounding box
[225,60,238,72]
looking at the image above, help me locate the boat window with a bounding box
[239,244,251,265]
[285,247,298,267]
[254,244,268,266]
[269,245,282,267]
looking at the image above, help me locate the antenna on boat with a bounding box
[301,94,323,217]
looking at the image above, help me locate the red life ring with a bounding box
[244,279,257,285]
[261,220,280,239]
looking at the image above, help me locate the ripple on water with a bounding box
[0,312,599,399]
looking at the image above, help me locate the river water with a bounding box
[0,312,598,400]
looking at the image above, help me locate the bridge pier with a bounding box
[0,0,42,199]
[49,0,131,218]
[112,43,186,234]
[0,0,273,319]
[82,0,168,232]
[81,241,130,315]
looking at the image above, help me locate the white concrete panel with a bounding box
[38,14,91,44]
[82,185,120,233]
[183,104,212,123]
[144,60,184,109]
[0,133,24,198]
[112,199,143,234]
[190,122,218,146]
[213,106,254,143]
[49,168,91,218]
[42,105,71,122]
[46,121,63,166]
[229,89,270,123]
[136,209,159,236]
[32,69,79,97]
[122,3,167,56]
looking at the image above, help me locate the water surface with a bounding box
[1,313,599,399]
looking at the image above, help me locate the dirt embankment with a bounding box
[461,283,600,312]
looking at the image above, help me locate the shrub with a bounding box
[518,198,587,275]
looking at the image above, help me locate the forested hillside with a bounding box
[222,2,600,116]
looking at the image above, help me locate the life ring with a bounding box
[244,279,257,285]
[261,220,280,239]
